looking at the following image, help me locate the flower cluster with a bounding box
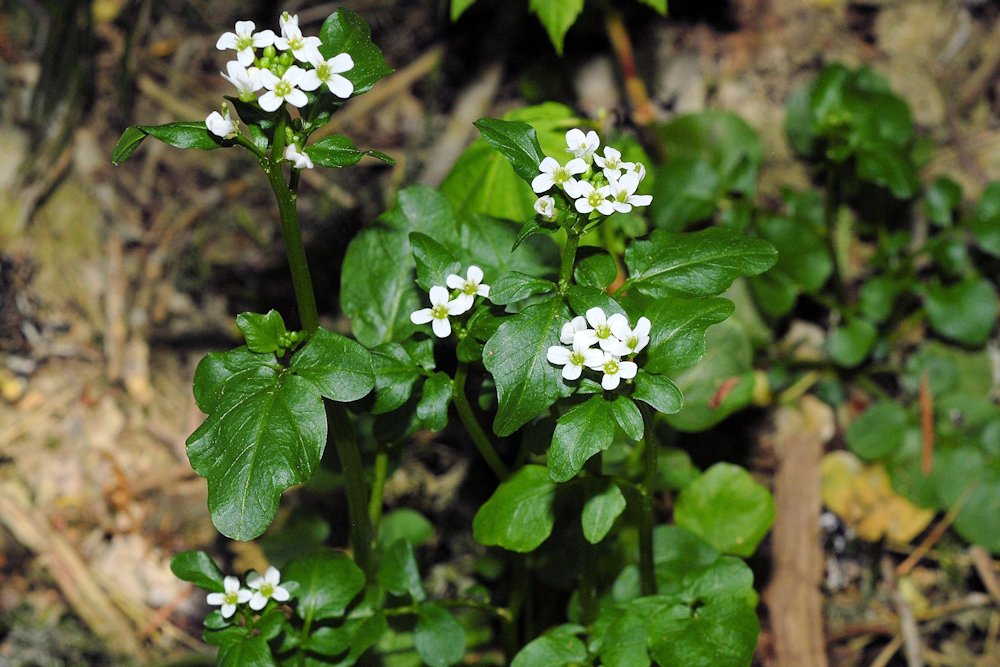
[410,266,491,338]
[204,13,356,169]
[206,566,291,619]
[532,129,652,221]
[547,308,651,390]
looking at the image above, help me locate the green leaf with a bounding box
[752,213,832,294]
[549,395,616,482]
[291,328,375,402]
[170,551,225,592]
[488,272,556,306]
[903,341,994,399]
[473,118,547,185]
[529,0,585,54]
[187,350,326,540]
[285,549,365,621]
[925,176,962,227]
[582,481,627,544]
[512,625,588,667]
[416,372,453,432]
[473,465,556,552]
[611,395,644,441]
[378,508,435,547]
[650,158,719,232]
[674,463,775,557]
[972,181,1000,257]
[856,145,919,198]
[112,122,223,164]
[644,297,735,373]
[414,603,466,667]
[859,276,905,324]
[924,278,999,346]
[319,9,393,96]
[574,250,618,289]
[217,634,276,667]
[410,232,462,293]
[647,595,759,667]
[826,317,877,368]
[236,310,288,354]
[306,134,394,168]
[451,0,479,20]
[483,298,572,436]
[378,539,426,602]
[633,371,684,415]
[370,343,423,415]
[846,401,910,460]
[637,0,668,14]
[567,285,627,319]
[440,139,537,222]
[625,228,777,298]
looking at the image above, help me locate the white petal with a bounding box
[253,30,276,47]
[560,322,576,345]
[618,361,638,380]
[257,68,280,87]
[449,294,473,314]
[264,566,281,584]
[258,91,283,112]
[283,66,306,85]
[249,592,268,611]
[216,32,238,50]
[285,88,308,108]
[599,336,624,353]
[547,346,571,365]
[608,315,631,341]
[220,603,237,618]
[223,576,241,593]
[574,329,598,348]
[531,174,554,194]
[635,317,651,338]
[299,71,322,91]
[602,373,621,390]
[477,284,490,297]
[613,202,633,214]
[607,339,632,357]
[246,571,262,588]
[206,592,226,605]
[585,307,607,328]
[565,128,585,149]
[410,308,434,324]
[431,317,452,338]
[629,194,653,207]
[446,274,465,290]
[562,179,583,199]
[237,589,252,603]
[562,363,583,380]
[565,158,588,175]
[328,53,354,72]
[466,265,484,284]
[574,199,593,214]
[326,74,354,98]
[428,285,450,306]
[235,48,255,66]
[271,586,290,602]
[582,348,605,368]
[538,157,560,174]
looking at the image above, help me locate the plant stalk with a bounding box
[638,402,659,596]
[558,231,580,297]
[453,362,508,480]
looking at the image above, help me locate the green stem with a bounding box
[558,231,581,297]
[369,441,390,531]
[579,535,598,625]
[638,403,659,596]
[383,597,512,621]
[453,362,508,480]
[264,152,372,576]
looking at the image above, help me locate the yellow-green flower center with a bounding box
[603,359,619,375]
[595,324,611,339]
[275,80,292,96]
[570,351,586,366]
[224,591,240,605]
[236,35,254,51]
[462,283,478,296]
[432,304,449,319]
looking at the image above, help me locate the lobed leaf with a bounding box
[236,310,287,354]
[290,328,375,403]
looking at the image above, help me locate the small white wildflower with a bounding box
[593,146,635,180]
[589,351,638,390]
[608,314,651,356]
[221,61,263,101]
[624,162,646,182]
[258,66,308,111]
[246,566,291,611]
[446,265,489,314]
[410,285,465,338]
[205,105,237,139]
[206,575,251,619]
[301,53,355,98]
[534,195,557,221]
[531,157,587,198]
[565,128,600,162]
[574,181,615,216]
[560,315,596,347]
[605,173,652,213]
[274,13,323,64]
[585,307,623,353]
[216,21,276,67]
[547,332,604,381]
[284,143,313,169]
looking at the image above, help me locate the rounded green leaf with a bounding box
[647,595,759,667]
[549,395,616,482]
[925,176,962,227]
[285,549,365,622]
[674,463,775,557]
[319,9,392,96]
[473,118,547,185]
[216,634,276,667]
[410,232,461,292]
[643,297,735,373]
[633,371,684,416]
[414,602,466,667]
[473,464,556,552]
[611,395,644,441]
[378,508,435,547]
[512,625,588,667]
[826,317,877,368]
[416,372,453,432]
[924,278,999,347]
[170,550,224,592]
[236,310,287,354]
[378,539,426,602]
[290,327,374,403]
[582,481,627,544]
[489,272,556,305]
[846,401,910,460]
[574,250,618,289]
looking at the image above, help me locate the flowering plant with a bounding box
[114,8,781,666]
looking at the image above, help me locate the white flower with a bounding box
[585,307,623,353]
[301,53,354,98]
[446,265,489,313]
[258,66,308,111]
[624,161,646,182]
[609,314,651,356]
[216,21,276,67]
[605,173,652,213]
[284,143,313,169]
[221,61,263,101]
[206,575,251,619]
[593,146,634,180]
[589,351,638,390]
[205,105,237,139]
[547,332,604,381]
[274,13,323,64]
[246,566,291,611]
[534,195,557,221]
[560,315,596,346]
[410,285,465,338]
[574,181,615,216]
[531,157,587,198]
[565,128,600,162]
